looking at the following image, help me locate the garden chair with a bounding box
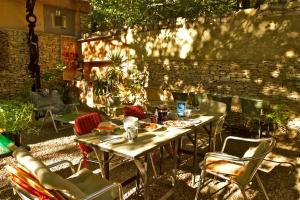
[73,112,103,172]
[6,146,123,200]
[30,90,79,133]
[196,99,227,151]
[194,136,276,200]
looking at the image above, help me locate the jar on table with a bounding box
[157,105,168,122]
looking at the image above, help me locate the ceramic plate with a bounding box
[163,120,194,128]
[102,136,126,144]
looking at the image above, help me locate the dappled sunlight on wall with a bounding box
[80,3,300,112]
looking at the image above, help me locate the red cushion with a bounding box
[124,106,145,120]
[74,112,102,135]
[74,112,102,157]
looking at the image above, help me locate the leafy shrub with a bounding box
[0,100,34,134]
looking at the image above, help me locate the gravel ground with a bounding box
[0,116,299,200]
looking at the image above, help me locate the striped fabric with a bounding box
[6,165,66,200]
[74,112,102,167]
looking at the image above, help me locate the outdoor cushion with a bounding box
[13,147,85,199]
[6,165,66,200]
[74,112,102,135]
[68,168,119,200]
[30,90,67,115]
[205,154,245,176]
[74,112,102,166]
[124,105,145,120]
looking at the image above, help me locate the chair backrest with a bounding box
[240,97,264,117]
[9,147,86,199]
[199,100,227,115]
[212,114,226,151]
[74,112,102,159]
[211,94,232,113]
[222,137,276,186]
[30,90,65,113]
[74,112,102,135]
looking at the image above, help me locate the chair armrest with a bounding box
[47,160,75,174]
[36,105,55,112]
[82,182,122,200]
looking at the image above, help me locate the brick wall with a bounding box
[0,29,60,97]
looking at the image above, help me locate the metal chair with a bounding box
[73,112,103,172]
[212,114,226,151]
[240,97,268,137]
[6,146,123,200]
[30,90,79,133]
[194,136,276,200]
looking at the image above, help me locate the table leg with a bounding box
[208,122,212,152]
[103,151,110,179]
[92,147,105,178]
[193,129,198,172]
[171,138,178,187]
[159,147,164,175]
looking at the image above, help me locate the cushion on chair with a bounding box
[13,147,86,199]
[74,112,102,135]
[74,112,102,158]
[68,168,119,200]
[205,155,245,176]
[6,165,66,200]
[124,106,145,120]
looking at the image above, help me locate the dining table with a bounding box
[75,111,219,200]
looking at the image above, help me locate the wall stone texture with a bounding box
[135,5,300,113]
[81,2,300,114]
[0,29,60,97]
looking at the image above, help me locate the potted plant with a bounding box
[43,63,79,104]
[266,104,289,135]
[0,99,35,146]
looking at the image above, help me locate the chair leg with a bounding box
[48,110,58,133]
[239,186,248,200]
[258,119,261,138]
[255,174,269,200]
[77,157,83,172]
[194,170,206,200]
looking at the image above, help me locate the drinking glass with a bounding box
[123,116,138,142]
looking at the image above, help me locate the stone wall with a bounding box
[131,3,300,112]
[0,29,60,97]
[80,2,300,113]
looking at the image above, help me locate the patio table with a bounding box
[75,113,218,200]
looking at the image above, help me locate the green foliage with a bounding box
[266,104,289,127]
[0,100,34,134]
[91,51,147,105]
[16,76,35,102]
[42,63,78,103]
[88,0,238,32]
[42,63,65,94]
[122,65,148,104]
